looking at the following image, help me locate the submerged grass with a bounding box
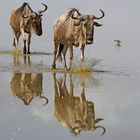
[0,50,52,56]
[50,58,102,74]
[0,50,22,55]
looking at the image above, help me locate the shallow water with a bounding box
[0,52,140,140]
[0,0,140,140]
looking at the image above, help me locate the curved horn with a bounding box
[40,95,48,106]
[94,126,106,136]
[94,9,105,20]
[38,3,48,14]
[95,118,104,124]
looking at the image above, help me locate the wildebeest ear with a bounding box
[94,22,102,27]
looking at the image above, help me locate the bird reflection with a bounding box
[53,73,106,136]
[10,55,48,106]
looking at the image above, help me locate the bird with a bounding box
[114,40,121,47]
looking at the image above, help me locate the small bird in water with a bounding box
[114,40,121,47]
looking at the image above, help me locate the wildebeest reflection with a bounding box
[13,53,31,65]
[53,73,106,135]
[10,73,48,106]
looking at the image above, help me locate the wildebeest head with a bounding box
[23,3,48,36]
[83,9,105,44]
[67,9,105,44]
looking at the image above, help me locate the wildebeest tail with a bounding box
[58,43,64,62]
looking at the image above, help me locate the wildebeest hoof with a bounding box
[23,51,26,54]
[27,51,30,54]
[52,64,56,69]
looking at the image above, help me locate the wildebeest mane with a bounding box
[15,2,32,14]
[66,8,81,20]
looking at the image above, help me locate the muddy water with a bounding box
[0,52,140,140]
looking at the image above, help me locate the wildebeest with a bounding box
[53,73,106,135]
[9,2,48,54]
[10,72,48,106]
[52,8,105,70]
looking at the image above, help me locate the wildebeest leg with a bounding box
[23,55,27,65]
[27,55,31,65]
[27,33,31,54]
[23,40,26,54]
[16,32,21,50]
[21,28,27,54]
[52,41,59,69]
[62,46,69,71]
[13,37,20,50]
[61,74,69,97]
[69,46,73,70]
[69,74,74,97]
[13,54,20,65]
[80,79,86,101]
[23,55,31,65]
[53,73,60,98]
[13,38,16,47]
[80,45,85,62]
[11,28,17,48]
[12,29,20,50]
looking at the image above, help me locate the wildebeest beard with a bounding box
[34,22,42,36]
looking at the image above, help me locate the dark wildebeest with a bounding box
[53,73,106,135]
[9,2,48,54]
[52,8,105,70]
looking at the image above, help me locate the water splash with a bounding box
[72,57,102,72]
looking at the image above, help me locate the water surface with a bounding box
[0,53,140,140]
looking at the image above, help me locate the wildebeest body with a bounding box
[52,8,105,70]
[9,2,48,54]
